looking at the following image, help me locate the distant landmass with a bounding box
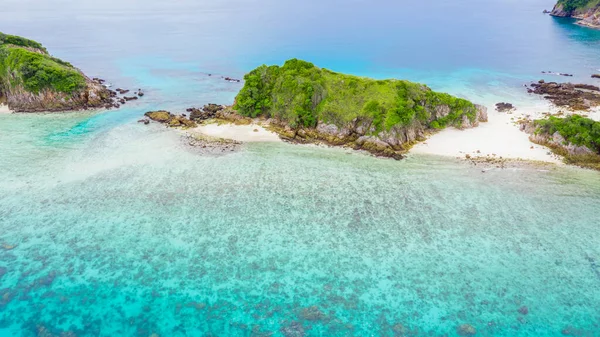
[550,0,600,28]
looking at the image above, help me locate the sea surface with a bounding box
[1,0,600,336]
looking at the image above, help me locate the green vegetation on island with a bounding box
[233,59,486,159]
[551,0,600,28]
[0,32,85,95]
[530,115,600,170]
[235,59,481,130]
[556,0,600,12]
[0,32,112,112]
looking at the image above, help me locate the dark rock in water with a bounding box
[457,324,477,336]
[144,111,197,128]
[528,80,600,111]
[116,88,130,94]
[137,90,144,97]
[224,77,241,83]
[145,111,172,123]
[574,84,600,91]
[592,74,600,79]
[560,73,573,77]
[518,306,529,315]
[495,102,515,112]
[280,321,306,337]
[137,119,150,125]
[187,104,225,121]
[124,96,138,101]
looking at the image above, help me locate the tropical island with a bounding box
[549,0,600,28]
[0,32,119,112]
[146,59,489,160]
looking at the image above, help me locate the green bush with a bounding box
[0,32,47,52]
[558,0,600,12]
[235,58,477,132]
[0,35,85,95]
[535,115,600,153]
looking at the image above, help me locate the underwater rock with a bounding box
[0,288,14,306]
[280,321,306,337]
[592,74,600,79]
[391,323,407,335]
[0,267,6,278]
[1,243,16,250]
[299,306,325,321]
[518,306,529,315]
[457,324,477,336]
[36,271,57,287]
[250,325,273,337]
[561,326,585,336]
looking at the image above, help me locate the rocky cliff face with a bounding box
[0,32,114,112]
[550,1,600,28]
[2,78,113,112]
[268,104,488,160]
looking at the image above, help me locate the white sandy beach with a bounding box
[192,123,282,142]
[410,102,600,164]
[0,104,12,114]
[188,102,600,165]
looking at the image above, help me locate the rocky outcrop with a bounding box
[525,125,594,156]
[187,104,226,121]
[550,1,600,28]
[0,32,116,112]
[495,102,515,112]
[144,111,197,128]
[528,80,600,111]
[521,117,600,170]
[268,104,488,160]
[3,78,114,112]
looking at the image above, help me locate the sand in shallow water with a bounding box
[192,123,282,142]
[0,104,12,114]
[411,103,571,163]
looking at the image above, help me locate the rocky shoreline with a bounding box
[549,1,600,29]
[520,118,600,170]
[526,79,600,111]
[142,103,489,160]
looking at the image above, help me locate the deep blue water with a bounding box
[1,1,600,336]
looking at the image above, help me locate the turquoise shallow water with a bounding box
[2,0,600,336]
[1,114,600,336]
